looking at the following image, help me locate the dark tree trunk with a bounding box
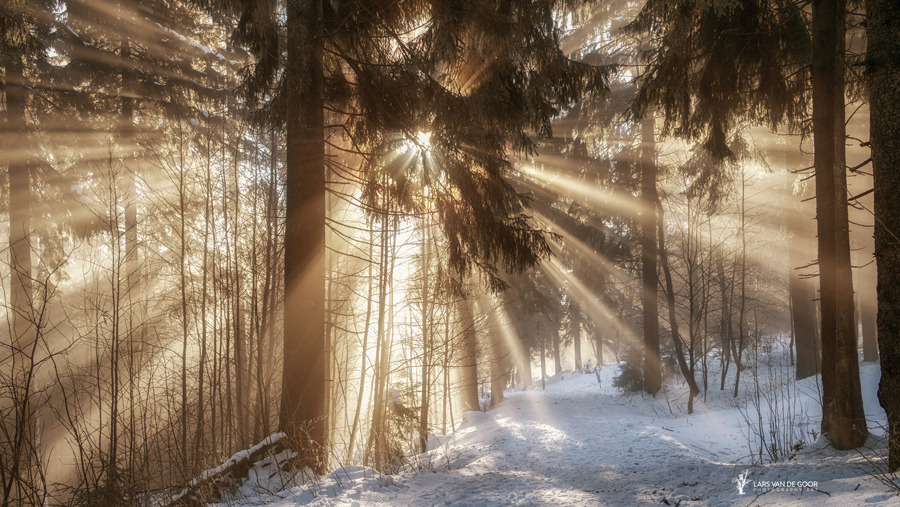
[867,0,900,471]
[788,190,821,379]
[458,298,480,412]
[812,0,867,449]
[641,112,661,395]
[716,251,732,391]
[280,0,328,470]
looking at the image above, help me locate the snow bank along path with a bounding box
[225,362,895,506]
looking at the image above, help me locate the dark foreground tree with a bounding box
[279,0,328,471]
[812,0,866,449]
[867,0,900,471]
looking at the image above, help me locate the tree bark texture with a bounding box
[280,0,328,470]
[867,0,900,471]
[641,112,661,395]
[812,0,867,449]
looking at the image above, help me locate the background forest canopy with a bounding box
[1,0,894,505]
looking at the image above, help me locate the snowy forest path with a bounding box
[294,363,892,506]
[345,369,747,505]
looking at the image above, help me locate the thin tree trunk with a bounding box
[419,214,432,450]
[193,118,213,466]
[233,143,248,449]
[717,251,731,391]
[552,327,562,374]
[733,165,747,399]
[539,336,547,391]
[657,200,700,400]
[348,220,375,458]
[118,20,146,484]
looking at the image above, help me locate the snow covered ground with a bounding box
[215,356,897,506]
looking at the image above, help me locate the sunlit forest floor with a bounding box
[199,349,893,506]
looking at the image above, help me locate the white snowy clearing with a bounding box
[211,355,897,506]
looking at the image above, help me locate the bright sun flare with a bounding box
[415,130,431,148]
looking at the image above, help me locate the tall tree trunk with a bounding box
[178,125,190,470]
[119,21,144,485]
[419,212,433,449]
[867,0,900,470]
[348,220,375,459]
[733,165,748,399]
[280,0,327,470]
[641,112,661,395]
[233,149,247,449]
[813,0,867,449]
[716,251,732,391]
[788,180,822,379]
[457,297,480,412]
[194,127,212,466]
[365,213,393,469]
[482,299,506,408]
